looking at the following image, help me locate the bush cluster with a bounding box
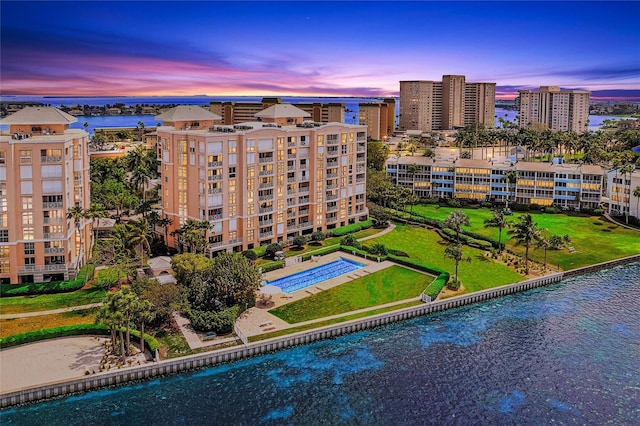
[188,305,241,333]
[328,219,373,237]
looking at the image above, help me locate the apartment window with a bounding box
[19,149,32,164]
[22,196,33,210]
[24,242,35,255]
[0,213,7,227]
[0,183,5,197]
[0,151,5,164]
[22,212,33,225]
[23,227,34,240]
[228,167,236,178]
[0,230,8,242]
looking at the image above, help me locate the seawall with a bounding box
[2,253,639,408]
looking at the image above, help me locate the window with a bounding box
[24,242,35,255]
[228,167,236,178]
[22,212,33,225]
[0,230,8,242]
[0,151,5,164]
[23,227,34,240]
[22,196,33,210]
[19,149,32,164]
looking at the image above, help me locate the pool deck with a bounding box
[235,252,401,339]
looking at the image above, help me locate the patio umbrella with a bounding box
[260,285,282,295]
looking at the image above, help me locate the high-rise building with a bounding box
[157,105,368,255]
[359,102,389,141]
[516,86,590,133]
[0,107,91,284]
[399,76,496,132]
[210,98,345,125]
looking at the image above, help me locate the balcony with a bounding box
[287,154,297,159]
[259,219,274,226]
[287,211,296,218]
[259,169,274,176]
[208,161,223,167]
[41,155,62,163]
[259,231,274,239]
[326,194,338,201]
[289,221,313,231]
[207,175,222,181]
[287,176,296,183]
[327,161,338,167]
[326,184,338,190]
[208,238,243,249]
[326,215,338,223]
[298,196,310,204]
[287,199,297,207]
[357,144,366,152]
[287,164,296,171]
[259,181,274,189]
[18,264,68,274]
[299,187,310,194]
[258,194,273,202]
[43,232,65,239]
[298,175,309,182]
[43,217,64,225]
[327,172,338,178]
[259,157,274,164]
[208,188,223,194]
[44,247,65,254]
[259,206,273,214]
[327,138,339,145]
[43,202,64,209]
[208,214,223,221]
[326,204,338,212]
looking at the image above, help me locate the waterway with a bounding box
[2,263,639,425]
[0,95,626,135]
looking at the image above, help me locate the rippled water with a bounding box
[2,263,639,425]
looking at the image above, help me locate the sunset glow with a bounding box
[1,1,639,100]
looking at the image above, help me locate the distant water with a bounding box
[0,96,623,134]
[2,263,639,425]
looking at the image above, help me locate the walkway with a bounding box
[0,303,103,320]
[603,213,640,232]
[173,312,239,350]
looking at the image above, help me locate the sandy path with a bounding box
[0,336,108,393]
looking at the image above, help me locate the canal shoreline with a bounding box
[1,253,639,408]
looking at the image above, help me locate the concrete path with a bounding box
[0,303,103,320]
[172,312,239,350]
[603,213,640,232]
[357,223,396,242]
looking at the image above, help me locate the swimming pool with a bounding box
[266,257,365,293]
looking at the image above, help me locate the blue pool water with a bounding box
[267,257,364,293]
[2,263,639,425]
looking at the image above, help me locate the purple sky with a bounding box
[1,1,639,100]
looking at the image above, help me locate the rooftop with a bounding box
[155,105,221,122]
[254,103,311,119]
[0,107,77,125]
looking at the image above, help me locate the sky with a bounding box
[1,1,639,101]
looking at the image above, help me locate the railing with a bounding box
[259,219,274,227]
[259,182,274,189]
[44,247,65,254]
[298,188,310,194]
[326,216,338,223]
[207,188,223,194]
[43,202,64,209]
[326,194,338,201]
[43,232,65,239]
[208,238,243,249]
[326,205,338,212]
[207,161,223,167]
[327,173,338,178]
[298,197,310,204]
[18,264,68,274]
[208,214,222,221]
[326,184,338,190]
[287,177,296,183]
[259,169,274,176]
[41,156,62,163]
[298,175,309,182]
[43,217,64,224]
[258,194,273,202]
[258,207,273,214]
[207,175,222,181]
[259,231,274,238]
[289,221,313,231]
[287,200,297,207]
[287,165,296,171]
[327,138,339,145]
[327,161,338,167]
[287,211,296,218]
[287,154,297,159]
[258,157,274,163]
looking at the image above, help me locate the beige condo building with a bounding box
[210,98,345,125]
[156,104,368,255]
[0,108,91,284]
[517,86,590,133]
[358,98,395,140]
[400,75,496,132]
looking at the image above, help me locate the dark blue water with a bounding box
[2,263,639,425]
[267,257,364,293]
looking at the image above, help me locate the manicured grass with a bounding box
[250,299,423,342]
[0,308,98,339]
[367,225,524,293]
[0,287,106,315]
[269,266,431,323]
[410,204,640,269]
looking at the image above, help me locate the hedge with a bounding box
[187,305,241,334]
[0,264,95,298]
[329,219,373,237]
[386,254,450,300]
[0,323,160,353]
[301,245,341,261]
[259,260,285,273]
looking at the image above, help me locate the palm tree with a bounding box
[443,243,471,287]
[484,209,509,252]
[67,205,87,264]
[535,235,550,270]
[505,170,518,209]
[136,299,155,354]
[509,214,542,275]
[633,185,640,222]
[444,210,470,245]
[126,217,153,265]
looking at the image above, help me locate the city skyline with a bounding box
[1,1,639,101]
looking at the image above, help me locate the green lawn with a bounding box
[0,287,106,315]
[410,204,640,269]
[367,224,524,292]
[269,265,431,323]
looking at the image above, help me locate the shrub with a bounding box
[543,206,561,214]
[260,260,285,273]
[329,219,373,237]
[301,245,341,261]
[0,264,94,297]
[242,250,258,261]
[292,235,307,248]
[251,245,268,257]
[367,243,388,256]
[187,305,241,333]
[265,243,283,259]
[310,231,326,242]
[593,208,604,216]
[481,201,493,208]
[340,234,359,248]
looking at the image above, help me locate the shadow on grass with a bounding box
[474,254,491,262]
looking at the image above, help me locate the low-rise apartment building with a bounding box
[0,107,91,284]
[210,98,345,125]
[386,156,603,210]
[605,169,640,219]
[156,104,368,255]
